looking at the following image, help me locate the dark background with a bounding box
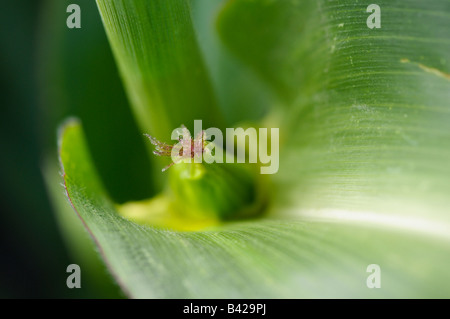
[0,0,154,298]
[0,0,70,298]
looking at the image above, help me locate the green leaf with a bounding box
[42,157,123,298]
[57,0,450,298]
[60,120,450,297]
[96,0,225,140]
[218,0,450,222]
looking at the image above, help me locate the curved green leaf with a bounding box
[60,120,450,297]
[96,0,225,140]
[218,0,450,224]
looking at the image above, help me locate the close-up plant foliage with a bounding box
[1,0,450,298]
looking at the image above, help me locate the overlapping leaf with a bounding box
[56,0,450,297]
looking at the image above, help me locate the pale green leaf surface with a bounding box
[60,120,450,297]
[218,0,450,225]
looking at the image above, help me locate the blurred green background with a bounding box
[0,0,150,298]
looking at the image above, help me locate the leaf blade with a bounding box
[60,120,450,298]
[96,0,225,140]
[219,0,450,223]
